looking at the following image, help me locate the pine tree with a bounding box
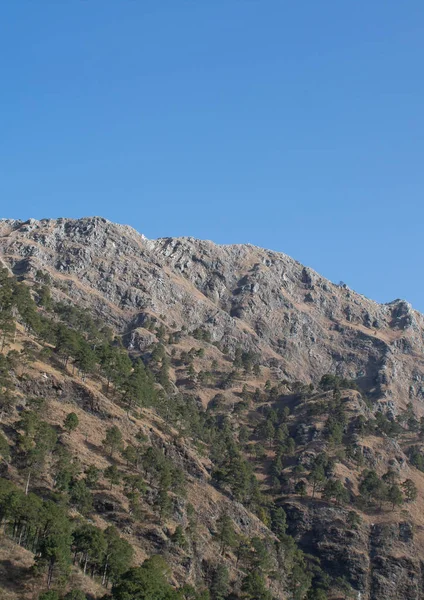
[36,501,73,588]
[102,526,134,587]
[73,524,106,575]
[74,342,96,380]
[85,464,100,488]
[103,425,123,457]
[387,484,403,510]
[155,488,172,518]
[63,412,79,434]
[322,479,349,505]
[308,464,326,498]
[70,479,93,515]
[171,525,187,548]
[55,325,78,367]
[359,469,388,508]
[104,465,121,490]
[241,571,272,600]
[347,510,361,530]
[210,564,229,600]
[271,506,287,540]
[402,478,418,502]
[111,558,172,600]
[216,513,236,555]
[295,479,307,497]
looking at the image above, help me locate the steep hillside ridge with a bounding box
[1,217,423,413]
[1,216,424,599]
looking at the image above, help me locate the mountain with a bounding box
[0,216,424,600]
[2,217,423,408]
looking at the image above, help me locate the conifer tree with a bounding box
[64,412,79,434]
[103,425,123,457]
[216,513,236,555]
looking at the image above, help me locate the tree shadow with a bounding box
[84,438,108,460]
[0,559,32,593]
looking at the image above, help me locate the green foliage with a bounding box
[308,463,326,498]
[402,478,418,502]
[0,431,10,462]
[192,328,212,343]
[103,426,123,457]
[16,410,58,493]
[154,488,171,517]
[53,449,78,494]
[295,479,307,497]
[210,422,262,509]
[63,591,87,600]
[73,523,107,575]
[74,342,97,379]
[35,500,73,587]
[210,564,229,600]
[98,343,132,392]
[0,277,159,419]
[306,589,328,600]
[123,474,146,496]
[142,445,185,496]
[0,476,133,589]
[359,470,387,508]
[171,525,187,549]
[0,372,16,424]
[53,302,112,346]
[241,571,272,600]
[322,479,349,505]
[38,592,60,600]
[372,411,402,438]
[69,479,93,515]
[323,400,347,446]
[55,324,79,366]
[232,347,260,373]
[270,506,287,539]
[104,464,121,490]
[111,556,172,600]
[250,536,273,573]
[85,464,100,488]
[288,550,314,600]
[103,525,134,586]
[122,359,156,412]
[409,446,424,471]
[387,483,403,510]
[319,374,357,391]
[347,511,361,530]
[37,283,53,310]
[216,513,237,555]
[63,412,79,433]
[0,270,43,351]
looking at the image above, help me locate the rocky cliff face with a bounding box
[1,216,423,413]
[283,500,424,600]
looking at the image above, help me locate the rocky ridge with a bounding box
[1,217,423,413]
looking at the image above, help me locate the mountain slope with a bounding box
[1,217,423,410]
[1,216,424,600]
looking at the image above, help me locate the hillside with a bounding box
[0,217,424,600]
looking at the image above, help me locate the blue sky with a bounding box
[1,1,423,310]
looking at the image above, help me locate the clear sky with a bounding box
[1,2,423,310]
